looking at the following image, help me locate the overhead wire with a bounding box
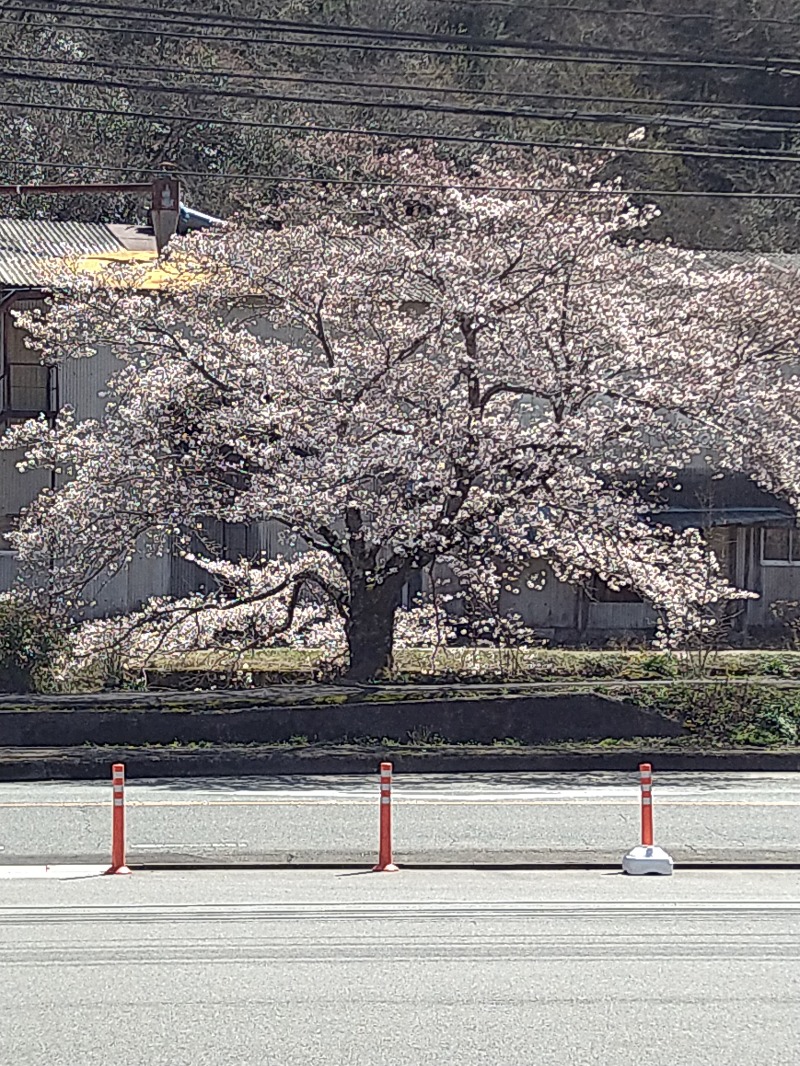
[4,1,799,73]
[7,0,799,65]
[3,94,800,169]
[4,49,800,117]
[1,3,797,205]
[408,0,800,28]
[5,65,800,136]
[0,157,799,198]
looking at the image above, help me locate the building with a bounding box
[2,192,799,644]
[499,473,798,646]
[0,180,253,612]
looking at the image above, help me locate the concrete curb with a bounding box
[2,743,800,780]
[130,861,800,870]
[4,853,800,867]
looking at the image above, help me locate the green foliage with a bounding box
[0,595,66,693]
[632,681,800,746]
[731,717,799,746]
[753,654,794,678]
[3,1,799,248]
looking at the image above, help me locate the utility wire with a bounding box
[9,0,799,65]
[4,95,800,167]
[5,50,800,116]
[413,0,800,28]
[5,2,799,74]
[0,158,798,198]
[6,65,800,136]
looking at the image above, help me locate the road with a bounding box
[1,868,799,1065]
[1,770,799,864]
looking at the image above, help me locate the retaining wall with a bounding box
[0,690,685,746]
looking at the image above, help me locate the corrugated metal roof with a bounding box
[106,223,159,253]
[0,220,129,286]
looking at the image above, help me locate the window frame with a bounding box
[760,526,800,567]
[0,293,56,420]
[0,513,19,556]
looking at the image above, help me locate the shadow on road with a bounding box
[113,770,790,794]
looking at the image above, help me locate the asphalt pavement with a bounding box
[1,770,799,865]
[1,868,799,1065]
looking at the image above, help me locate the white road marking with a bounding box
[0,864,109,880]
[0,793,798,808]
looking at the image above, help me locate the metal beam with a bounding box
[0,182,153,195]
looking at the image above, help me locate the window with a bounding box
[761,527,800,566]
[1,298,54,417]
[0,514,17,553]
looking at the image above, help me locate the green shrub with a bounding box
[0,595,66,694]
[754,654,794,678]
[631,681,800,746]
[732,724,785,746]
[732,710,799,746]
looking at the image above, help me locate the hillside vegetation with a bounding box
[2,0,799,248]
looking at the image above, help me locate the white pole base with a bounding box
[622,845,674,876]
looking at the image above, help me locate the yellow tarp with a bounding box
[66,250,207,291]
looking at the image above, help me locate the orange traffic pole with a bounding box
[106,762,131,875]
[373,761,399,872]
[639,762,654,847]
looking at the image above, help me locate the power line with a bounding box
[4,94,800,168]
[11,0,799,65]
[3,95,800,167]
[0,159,152,175]
[6,49,800,117]
[5,1,799,74]
[5,65,800,136]
[416,0,800,29]
[0,158,798,199]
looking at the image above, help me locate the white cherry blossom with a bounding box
[5,144,800,678]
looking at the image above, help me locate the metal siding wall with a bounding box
[79,546,172,618]
[168,523,223,600]
[752,564,800,626]
[0,448,49,514]
[169,551,206,599]
[584,601,657,632]
[735,526,748,588]
[58,342,117,421]
[509,563,581,630]
[261,519,302,561]
[79,569,128,617]
[127,546,170,611]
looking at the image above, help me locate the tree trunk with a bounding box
[345,572,407,681]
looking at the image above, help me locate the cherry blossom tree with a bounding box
[5,144,800,680]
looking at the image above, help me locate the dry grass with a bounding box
[144,646,800,682]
